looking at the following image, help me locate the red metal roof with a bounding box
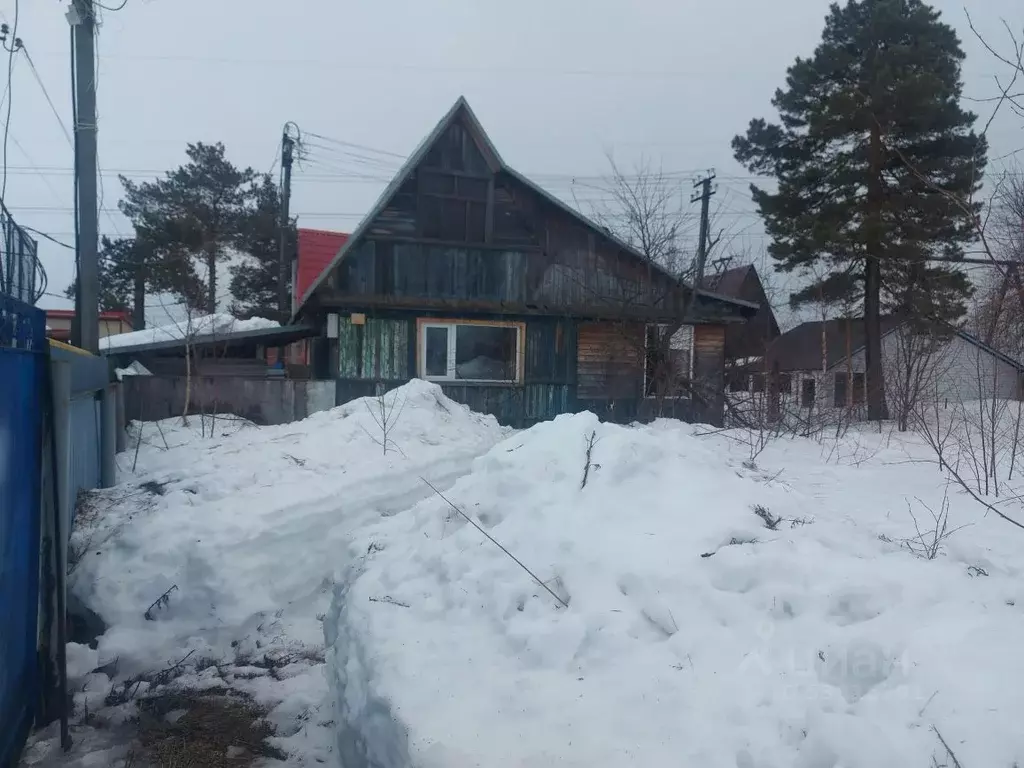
[46,309,133,324]
[296,228,349,304]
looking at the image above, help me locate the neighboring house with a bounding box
[292,96,756,427]
[101,314,317,378]
[766,316,1024,414]
[45,309,132,343]
[701,264,779,391]
[268,228,352,368]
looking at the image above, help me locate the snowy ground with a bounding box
[329,404,1024,767]
[21,383,1024,767]
[22,382,506,767]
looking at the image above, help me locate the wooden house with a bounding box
[292,97,757,427]
[700,264,779,392]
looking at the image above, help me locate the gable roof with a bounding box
[296,229,349,307]
[292,96,755,319]
[701,265,752,299]
[769,316,1024,374]
[767,316,905,372]
[952,329,1024,372]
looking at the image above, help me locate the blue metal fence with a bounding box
[0,293,46,765]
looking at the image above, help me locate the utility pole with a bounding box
[69,0,98,353]
[278,125,296,318]
[690,171,717,296]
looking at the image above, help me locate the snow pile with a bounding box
[35,381,505,766]
[99,312,279,351]
[328,414,1024,767]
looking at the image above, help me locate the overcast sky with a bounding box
[3,0,1020,320]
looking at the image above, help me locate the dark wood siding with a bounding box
[693,325,726,426]
[337,241,529,304]
[525,319,575,385]
[576,322,644,399]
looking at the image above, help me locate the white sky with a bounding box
[2,0,1020,320]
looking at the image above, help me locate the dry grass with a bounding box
[136,687,286,767]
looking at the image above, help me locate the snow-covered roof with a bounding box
[99,313,281,353]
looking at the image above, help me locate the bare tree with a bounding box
[583,157,737,418]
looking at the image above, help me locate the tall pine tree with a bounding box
[732,0,985,419]
[229,174,295,321]
[119,142,255,315]
[64,235,194,329]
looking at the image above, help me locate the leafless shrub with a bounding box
[363,389,407,456]
[902,491,971,561]
[580,430,599,489]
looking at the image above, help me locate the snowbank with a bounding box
[99,312,279,351]
[327,414,1024,767]
[58,381,506,765]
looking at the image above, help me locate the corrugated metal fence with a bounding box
[69,395,101,520]
[0,294,46,766]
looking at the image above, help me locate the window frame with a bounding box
[643,324,694,399]
[416,318,525,385]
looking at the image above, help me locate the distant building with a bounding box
[766,316,1024,413]
[701,264,780,393]
[45,309,133,343]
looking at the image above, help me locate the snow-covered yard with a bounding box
[21,381,1024,767]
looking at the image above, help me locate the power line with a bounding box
[21,46,73,147]
[1,0,20,202]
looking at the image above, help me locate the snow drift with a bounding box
[326,412,1024,767]
[56,381,505,765]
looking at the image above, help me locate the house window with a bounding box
[644,324,693,398]
[751,373,766,393]
[727,371,748,393]
[801,379,816,408]
[852,372,865,405]
[834,372,848,407]
[418,320,523,383]
[778,373,792,395]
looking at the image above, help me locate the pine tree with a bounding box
[732,0,986,420]
[64,237,131,313]
[64,235,201,329]
[119,142,255,316]
[229,174,295,321]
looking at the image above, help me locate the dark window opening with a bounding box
[751,373,766,393]
[834,373,848,407]
[455,325,517,381]
[644,325,692,398]
[801,379,816,408]
[852,372,865,405]
[778,373,792,395]
[728,371,747,393]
